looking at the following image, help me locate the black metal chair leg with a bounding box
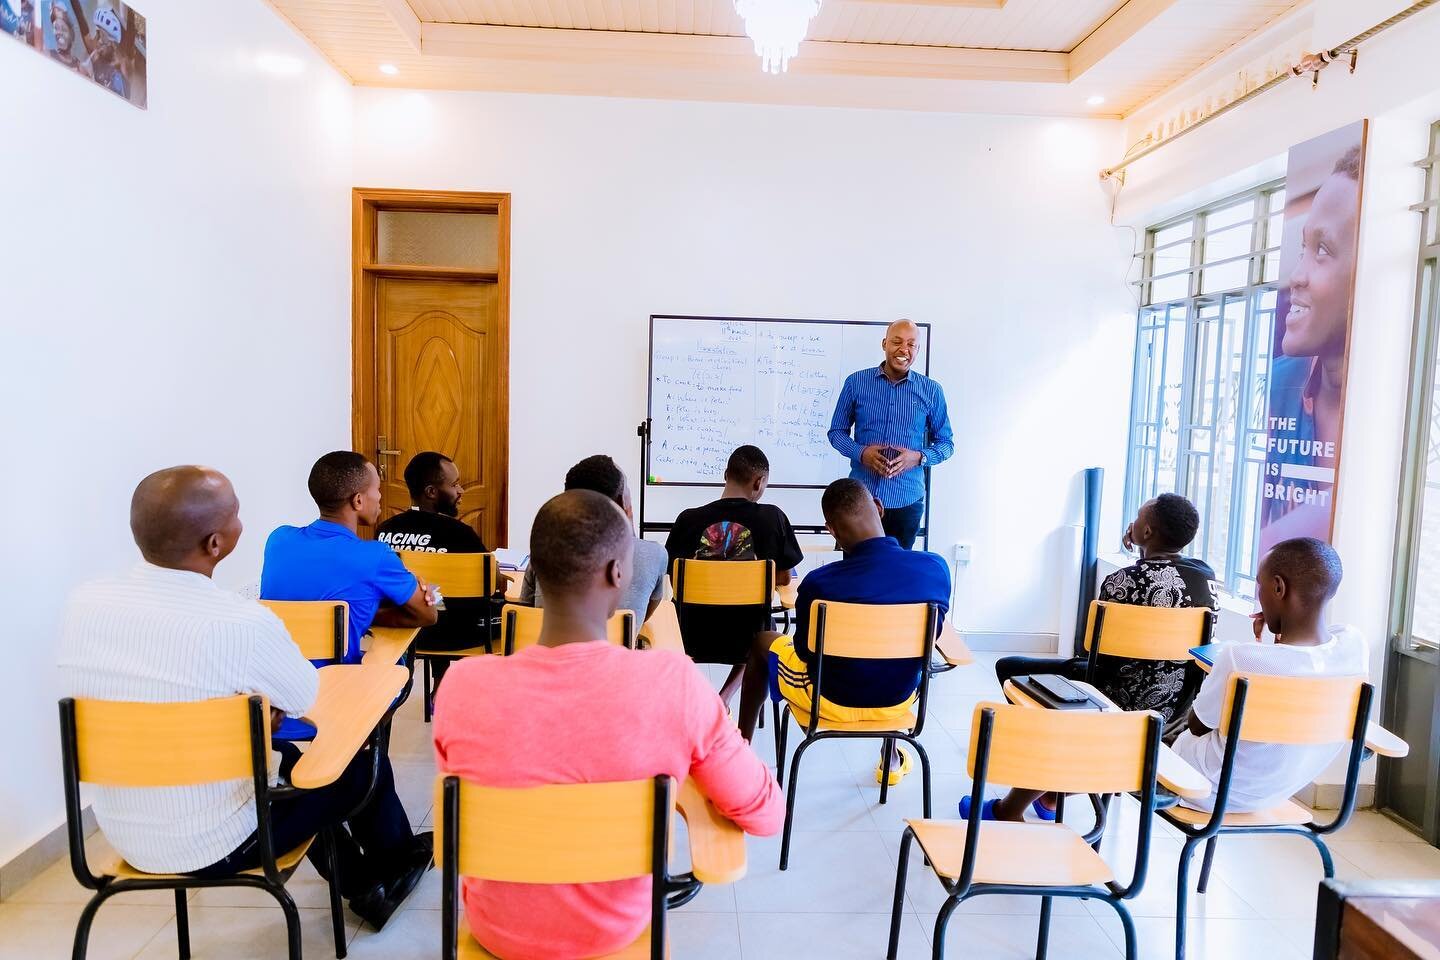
[72,888,115,960]
[886,828,915,960]
[175,889,191,960]
[932,893,962,960]
[270,885,304,960]
[913,738,933,820]
[774,708,789,788]
[779,739,813,871]
[1308,833,1336,879]
[1110,899,1138,960]
[324,830,348,958]
[1196,837,1218,894]
[1175,836,1198,960]
[1036,896,1053,960]
[422,658,434,723]
[879,738,894,805]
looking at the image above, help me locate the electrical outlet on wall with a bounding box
[952,542,973,565]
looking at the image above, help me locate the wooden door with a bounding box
[375,277,504,546]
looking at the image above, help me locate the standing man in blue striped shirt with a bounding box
[827,319,954,549]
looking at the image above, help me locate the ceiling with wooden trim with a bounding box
[264,0,1306,116]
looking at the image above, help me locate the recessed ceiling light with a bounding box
[1086,94,1106,106]
[379,63,400,75]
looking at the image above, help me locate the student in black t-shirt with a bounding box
[665,445,804,709]
[963,492,1219,823]
[376,452,509,670]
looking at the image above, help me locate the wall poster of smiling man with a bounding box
[1259,120,1368,554]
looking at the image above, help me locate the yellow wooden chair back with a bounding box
[967,701,1152,795]
[1220,673,1368,744]
[1081,600,1211,661]
[671,559,773,606]
[70,695,266,788]
[397,551,497,599]
[436,776,670,883]
[807,600,933,659]
[260,600,349,661]
[502,604,636,654]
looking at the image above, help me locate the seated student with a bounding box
[972,493,1219,821]
[1171,537,1367,812]
[56,467,431,929]
[665,445,804,706]
[744,478,950,779]
[261,450,437,664]
[434,490,783,959]
[376,451,509,669]
[519,454,667,624]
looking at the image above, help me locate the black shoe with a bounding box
[348,881,392,930]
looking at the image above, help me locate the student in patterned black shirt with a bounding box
[962,493,1218,822]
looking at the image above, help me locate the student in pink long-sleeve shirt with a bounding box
[434,489,784,960]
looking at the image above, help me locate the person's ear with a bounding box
[605,557,624,589]
[873,497,885,520]
[202,532,222,559]
[349,490,365,513]
[1273,574,1289,603]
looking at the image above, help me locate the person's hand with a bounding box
[885,449,923,479]
[419,579,438,606]
[860,444,892,476]
[1121,524,1135,553]
[1251,612,1264,641]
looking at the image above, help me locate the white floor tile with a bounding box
[738,910,934,960]
[1197,834,1368,920]
[929,912,1122,959]
[734,831,898,914]
[345,907,441,958]
[1093,916,1310,960]
[0,902,174,960]
[133,906,360,959]
[1328,811,1427,844]
[1328,838,1440,880]
[669,912,743,960]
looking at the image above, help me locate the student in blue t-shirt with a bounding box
[261,451,438,664]
[742,477,950,785]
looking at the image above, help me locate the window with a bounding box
[1123,181,1285,596]
[1390,122,1440,659]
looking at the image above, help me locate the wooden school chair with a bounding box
[774,600,940,870]
[260,599,349,662]
[437,775,677,960]
[670,557,775,653]
[500,603,637,654]
[888,702,1163,960]
[1162,673,1403,960]
[58,695,349,960]
[396,550,501,722]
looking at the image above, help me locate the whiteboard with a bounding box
[646,316,931,488]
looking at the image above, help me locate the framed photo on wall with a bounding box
[2,0,146,109]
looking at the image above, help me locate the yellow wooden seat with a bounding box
[396,550,501,721]
[58,695,348,960]
[1162,800,1312,828]
[438,775,730,960]
[501,603,636,655]
[261,599,349,662]
[775,599,941,871]
[670,558,775,661]
[105,839,315,881]
[889,702,1163,960]
[1160,672,1398,960]
[785,704,919,733]
[905,819,1114,887]
[457,918,666,960]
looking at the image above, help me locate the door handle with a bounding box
[377,436,401,479]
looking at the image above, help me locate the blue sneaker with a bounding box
[957,795,998,821]
[1030,798,1058,822]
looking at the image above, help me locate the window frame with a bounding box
[1122,179,1286,597]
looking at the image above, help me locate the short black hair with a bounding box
[1264,537,1343,605]
[820,477,872,523]
[1148,493,1201,551]
[404,451,453,500]
[308,451,373,511]
[724,445,770,484]
[529,489,632,592]
[564,454,626,507]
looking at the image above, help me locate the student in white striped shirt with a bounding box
[57,466,431,930]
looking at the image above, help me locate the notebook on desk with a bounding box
[1190,645,1217,667]
[1015,674,1103,711]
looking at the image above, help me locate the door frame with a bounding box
[351,188,512,545]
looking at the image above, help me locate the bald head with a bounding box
[882,319,920,379]
[130,466,243,571]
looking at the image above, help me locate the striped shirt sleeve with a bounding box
[827,374,863,460]
[244,610,320,716]
[921,383,955,466]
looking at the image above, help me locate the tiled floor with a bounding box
[4,653,1438,959]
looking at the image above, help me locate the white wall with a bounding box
[0,2,354,867]
[352,90,1136,639]
[1109,0,1440,688]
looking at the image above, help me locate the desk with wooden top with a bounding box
[676,778,747,884]
[1317,879,1440,960]
[290,664,410,789]
[361,626,421,667]
[1002,677,1211,800]
[1188,645,1410,759]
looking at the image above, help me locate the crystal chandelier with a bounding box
[733,0,821,74]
